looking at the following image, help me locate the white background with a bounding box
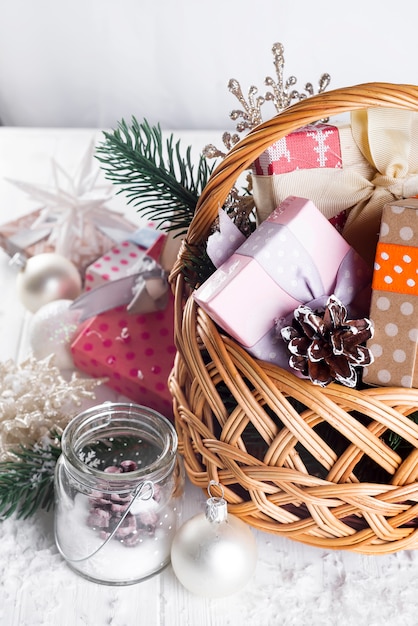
[0,0,416,130]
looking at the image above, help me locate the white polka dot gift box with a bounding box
[364,198,418,388]
[193,195,372,374]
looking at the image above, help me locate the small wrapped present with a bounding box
[251,121,372,228]
[70,229,175,415]
[84,227,166,292]
[1,141,141,275]
[363,198,418,388]
[0,207,138,277]
[70,296,176,418]
[194,195,372,373]
[251,108,418,268]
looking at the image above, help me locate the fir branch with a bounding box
[387,411,418,452]
[0,435,62,520]
[95,118,215,236]
[182,241,216,288]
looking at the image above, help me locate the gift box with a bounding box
[70,295,176,419]
[363,198,418,388]
[251,121,373,231]
[251,109,418,268]
[0,207,138,277]
[84,228,167,292]
[194,195,372,372]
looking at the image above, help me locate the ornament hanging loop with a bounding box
[206,480,228,523]
[207,479,225,500]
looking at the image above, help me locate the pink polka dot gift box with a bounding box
[84,228,166,292]
[364,198,418,388]
[193,195,372,374]
[70,226,176,418]
[70,295,176,419]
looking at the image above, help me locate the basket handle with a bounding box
[171,81,418,282]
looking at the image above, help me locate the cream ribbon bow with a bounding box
[252,108,418,267]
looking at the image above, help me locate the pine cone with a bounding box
[280,295,374,388]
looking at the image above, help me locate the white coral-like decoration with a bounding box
[0,355,104,459]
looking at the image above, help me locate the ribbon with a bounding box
[70,254,169,322]
[246,223,372,369]
[372,241,418,295]
[241,222,371,319]
[206,208,247,268]
[252,108,418,267]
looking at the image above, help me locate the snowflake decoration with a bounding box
[203,41,331,159]
[78,449,101,468]
[5,141,118,263]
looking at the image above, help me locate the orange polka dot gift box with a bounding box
[364,198,418,388]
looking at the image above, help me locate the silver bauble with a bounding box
[171,491,257,597]
[16,253,82,313]
[29,299,82,370]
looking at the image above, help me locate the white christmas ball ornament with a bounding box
[29,299,82,370]
[15,252,82,313]
[171,482,257,597]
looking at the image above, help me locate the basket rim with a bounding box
[170,81,418,283]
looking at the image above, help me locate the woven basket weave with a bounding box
[169,82,418,554]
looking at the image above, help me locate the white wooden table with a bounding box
[0,127,417,626]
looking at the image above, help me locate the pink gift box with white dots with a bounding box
[70,296,176,419]
[84,234,166,292]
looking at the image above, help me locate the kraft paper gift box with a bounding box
[363,198,418,388]
[70,296,176,419]
[251,108,418,269]
[194,195,372,372]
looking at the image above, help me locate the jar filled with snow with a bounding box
[54,402,184,585]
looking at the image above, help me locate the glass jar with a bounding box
[54,402,184,585]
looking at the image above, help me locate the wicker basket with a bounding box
[169,82,418,554]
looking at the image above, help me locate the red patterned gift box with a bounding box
[252,123,342,176]
[70,296,176,419]
[251,121,373,233]
[251,109,418,269]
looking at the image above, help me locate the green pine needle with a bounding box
[95,118,215,236]
[181,241,216,287]
[0,435,62,520]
